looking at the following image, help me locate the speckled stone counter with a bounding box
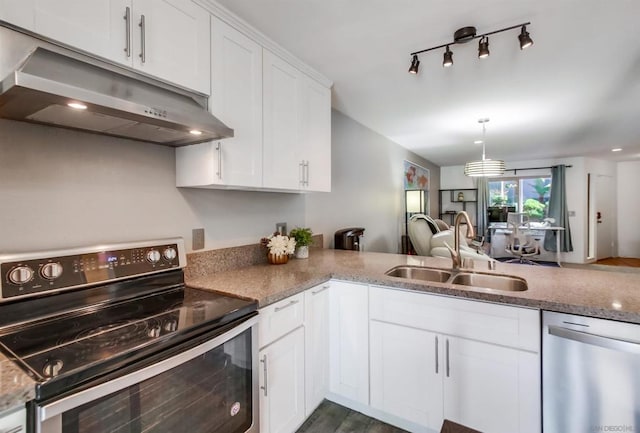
[186,248,640,324]
[2,247,638,411]
[0,353,34,413]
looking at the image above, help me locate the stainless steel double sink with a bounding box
[385,265,528,292]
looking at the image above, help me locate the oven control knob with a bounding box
[164,319,178,332]
[43,359,64,377]
[8,266,34,285]
[163,247,177,261]
[148,326,161,338]
[41,262,63,280]
[146,250,161,264]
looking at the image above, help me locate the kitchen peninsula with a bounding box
[1,247,638,433]
[186,248,640,323]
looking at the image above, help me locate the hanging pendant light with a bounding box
[464,119,505,177]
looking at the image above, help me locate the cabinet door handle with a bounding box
[259,355,268,397]
[274,299,299,312]
[311,284,330,295]
[123,7,131,57]
[445,338,450,377]
[216,142,222,180]
[305,161,310,186]
[435,336,439,374]
[299,161,304,186]
[139,14,146,63]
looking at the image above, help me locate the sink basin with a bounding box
[450,272,528,292]
[385,266,452,282]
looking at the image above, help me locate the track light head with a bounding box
[408,55,420,74]
[518,25,533,49]
[443,46,453,68]
[478,36,490,59]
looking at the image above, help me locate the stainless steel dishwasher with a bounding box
[542,311,640,433]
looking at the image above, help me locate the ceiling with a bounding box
[215,0,640,167]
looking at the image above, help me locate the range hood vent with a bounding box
[0,43,233,146]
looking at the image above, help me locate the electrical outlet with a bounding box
[192,228,205,250]
[568,211,576,217]
[276,222,287,235]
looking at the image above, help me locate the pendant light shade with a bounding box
[464,118,505,177]
[464,159,505,176]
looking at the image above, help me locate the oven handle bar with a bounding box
[38,315,259,422]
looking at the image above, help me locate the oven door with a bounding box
[35,315,258,433]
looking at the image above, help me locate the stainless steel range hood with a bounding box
[0,26,233,146]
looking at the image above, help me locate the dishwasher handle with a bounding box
[548,325,640,355]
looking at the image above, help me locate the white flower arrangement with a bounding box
[265,234,296,256]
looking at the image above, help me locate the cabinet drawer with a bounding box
[0,407,25,433]
[259,293,304,348]
[370,286,539,352]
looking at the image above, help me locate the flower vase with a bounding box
[294,245,309,259]
[268,253,289,265]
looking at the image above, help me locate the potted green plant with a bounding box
[289,227,313,259]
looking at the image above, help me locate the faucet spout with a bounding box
[449,211,475,270]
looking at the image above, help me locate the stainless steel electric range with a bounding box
[0,238,258,433]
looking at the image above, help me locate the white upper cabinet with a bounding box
[31,0,131,66]
[209,16,262,187]
[300,75,331,192]
[0,0,210,94]
[132,0,210,94]
[262,49,302,191]
[262,49,332,192]
[0,0,36,31]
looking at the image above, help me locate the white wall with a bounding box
[0,120,306,253]
[0,113,438,256]
[305,110,440,253]
[617,161,640,258]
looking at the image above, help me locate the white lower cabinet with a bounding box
[0,407,26,433]
[370,321,443,431]
[443,336,540,433]
[304,283,331,415]
[329,281,369,405]
[369,286,541,433]
[258,281,541,433]
[259,326,305,433]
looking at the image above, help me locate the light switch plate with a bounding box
[192,228,205,250]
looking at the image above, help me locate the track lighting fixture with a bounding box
[408,54,420,74]
[518,25,534,50]
[408,22,532,74]
[478,36,490,59]
[443,46,453,67]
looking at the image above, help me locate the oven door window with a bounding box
[55,328,253,433]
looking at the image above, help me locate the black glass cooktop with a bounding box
[0,270,256,400]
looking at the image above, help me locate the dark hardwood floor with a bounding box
[296,400,408,433]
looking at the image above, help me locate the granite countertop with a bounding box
[186,248,640,324]
[3,248,638,412]
[0,355,35,413]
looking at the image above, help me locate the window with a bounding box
[489,176,551,220]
